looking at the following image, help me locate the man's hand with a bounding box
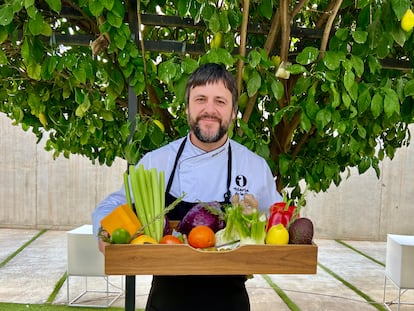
[98,228,110,254]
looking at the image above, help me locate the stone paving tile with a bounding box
[1,229,414,310]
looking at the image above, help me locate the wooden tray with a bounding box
[104,242,318,275]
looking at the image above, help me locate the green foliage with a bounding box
[1,0,414,201]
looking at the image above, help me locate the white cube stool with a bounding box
[67,224,123,307]
[383,234,414,311]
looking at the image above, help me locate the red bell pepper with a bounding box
[266,202,297,231]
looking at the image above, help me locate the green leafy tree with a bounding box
[1,0,414,200]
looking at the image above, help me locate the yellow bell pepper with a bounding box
[100,203,142,236]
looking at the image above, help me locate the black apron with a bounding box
[145,137,250,311]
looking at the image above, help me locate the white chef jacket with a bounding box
[92,134,282,237]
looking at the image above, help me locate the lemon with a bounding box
[111,228,131,244]
[153,119,165,133]
[210,32,224,49]
[130,235,158,244]
[238,92,249,109]
[401,9,414,32]
[271,55,281,68]
[265,224,289,245]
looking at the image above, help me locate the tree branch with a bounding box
[318,0,343,60]
[240,8,279,129]
[279,0,290,63]
[236,0,250,98]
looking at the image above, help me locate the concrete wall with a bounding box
[1,113,413,240]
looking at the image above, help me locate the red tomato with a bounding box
[160,235,183,244]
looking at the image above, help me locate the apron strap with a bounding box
[166,137,187,194]
[166,136,232,203]
[224,142,232,203]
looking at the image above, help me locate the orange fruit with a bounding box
[160,235,183,244]
[188,225,216,248]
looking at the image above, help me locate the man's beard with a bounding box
[189,114,230,143]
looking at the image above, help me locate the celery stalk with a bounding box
[123,170,133,210]
[150,168,162,241]
[129,165,150,236]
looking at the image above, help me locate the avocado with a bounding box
[288,217,314,244]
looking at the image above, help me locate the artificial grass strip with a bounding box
[261,274,301,311]
[0,229,47,269]
[46,272,67,304]
[0,302,124,310]
[317,262,388,311]
[335,239,385,267]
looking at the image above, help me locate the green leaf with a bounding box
[296,47,319,65]
[391,0,411,19]
[201,48,234,66]
[248,49,262,67]
[258,0,273,20]
[279,155,290,176]
[107,69,125,99]
[383,88,400,117]
[247,70,261,97]
[45,0,61,12]
[270,78,284,100]
[371,93,383,118]
[177,0,191,17]
[101,110,114,121]
[181,57,199,74]
[342,91,351,108]
[358,125,367,138]
[324,163,336,179]
[403,79,414,97]
[89,0,104,17]
[218,9,231,33]
[111,0,125,17]
[114,31,127,49]
[351,55,364,77]
[209,11,221,33]
[344,70,355,99]
[315,109,331,130]
[335,28,349,41]
[102,0,114,10]
[0,26,7,44]
[0,49,7,65]
[28,13,46,35]
[159,60,178,85]
[0,6,14,26]
[107,11,123,28]
[357,86,370,114]
[72,65,86,84]
[367,55,381,74]
[349,136,360,153]
[288,64,306,74]
[27,63,42,80]
[358,157,371,174]
[300,112,311,132]
[323,51,344,70]
[331,84,341,108]
[351,30,368,44]
[304,99,319,120]
[75,96,91,117]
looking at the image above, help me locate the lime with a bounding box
[265,224,289,245]
[111,228,131,244]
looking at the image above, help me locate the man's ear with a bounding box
[232,108,237,120]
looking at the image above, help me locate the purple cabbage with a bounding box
[177,202,225,235]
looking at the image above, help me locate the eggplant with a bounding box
[177,202,225,235]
